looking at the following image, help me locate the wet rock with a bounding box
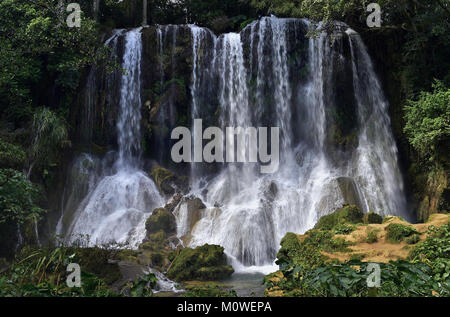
[173,196,207,244]
[150,165,188,196]
[336,176,365,212]
[167,244,234,281]
[145,207,176,236]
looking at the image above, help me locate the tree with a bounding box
[404,80,450,161]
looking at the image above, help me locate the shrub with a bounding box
[366,230,378,243]
[406,234,420,245]
[0,139,26,169]
[363,212,383,224]
[385,223,418,243]
[404,80,450,160]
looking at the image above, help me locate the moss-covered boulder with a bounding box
[145,207,176,236]
[363,211,383,224]
[151,165,188,196]
[314,205,364,230]
[167,244,234,281]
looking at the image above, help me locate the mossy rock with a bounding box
[276,232,327,270]
[385,223,418,243]
[167,244,234,282]
[314,205,364,230]
[151,165,188,196]
[363,211,383,224]
[145,208,176,236]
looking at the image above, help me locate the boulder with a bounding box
[173,196,207,244]
[151,165,188,196]
[336,177,365,213]
[167,244,234,281]
[314,204,364,230]
[145,207,176,236]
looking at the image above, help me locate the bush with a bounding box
[363,212,383,224]
[0,168,44,225]
[366,230,378,243]
[406,234,420,245]
[409,223,450,295]
[385,223,418,243]
[404,80,450,160]
[0,139,26,169]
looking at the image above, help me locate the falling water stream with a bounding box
[59,17,411,274]
[57,29,163,248]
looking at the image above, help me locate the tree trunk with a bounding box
[142,0,148,26]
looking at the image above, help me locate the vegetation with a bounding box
[266,214,450,297]
[366,230,378,243]
[0,246,117,297]
[0,0,448,298]
[167,244,234,282]
[363,211,383,224]
[404,80,450,162]
[314,205,363,230]
[385,223,419,243]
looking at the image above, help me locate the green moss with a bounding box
[314,205,363,230]
[167,244,234,282]
[150,165,187,196]
[363,212,383,224]
[385,223,418,243]
[145,208,176,236]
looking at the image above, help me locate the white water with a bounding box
[182,17,411,271]
[59,29,163,248]
[59,18,410,274]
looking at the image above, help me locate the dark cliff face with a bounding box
[71,21,368,172]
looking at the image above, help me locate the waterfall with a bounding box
[58,17,410,272]
[182,17,410,270]
[59,29,163,248]
[346,29,408,217]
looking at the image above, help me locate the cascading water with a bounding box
[180,17,410,271]
[58,29,163,248]
[59,17,410,273]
